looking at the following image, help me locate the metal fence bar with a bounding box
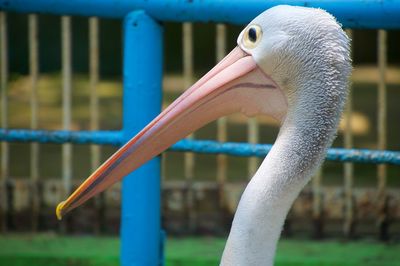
[120,10,163,265]
[343,29,354,238]
[0,129,122,144]
[89,16,103,234]
[29,13,40,232]
[0,11,8,232]
[171,140,400,165]
[377,29,388,240]
[216,23,227,207]
[312,169,323,237]
[182,22,196,232]
[343,82,354,236]
[1,129,400,165]
[3,0,400,29]
[62,16,72,199]
[89,17,100,182]
[247,117,259,178]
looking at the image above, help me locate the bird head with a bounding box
[56,5,350,219]
[238,5,350,106]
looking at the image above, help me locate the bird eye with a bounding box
[242,25,262,49]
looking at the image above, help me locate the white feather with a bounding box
[221,5,351,265]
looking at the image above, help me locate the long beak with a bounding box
[56,46,286,219]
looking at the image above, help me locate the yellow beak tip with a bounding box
[56,201,66,220]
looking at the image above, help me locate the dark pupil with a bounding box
[248,27,257,42]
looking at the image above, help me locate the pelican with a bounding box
[56,5,351,265]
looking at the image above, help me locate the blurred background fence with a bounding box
[0,2,400,243]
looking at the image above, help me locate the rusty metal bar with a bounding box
[89,16,103,234]
[343,29,354,238]
[182,22,196,231]
[61,16,72,211]
[216,23,227,207]
[343,84,354,236]
[0,11,8,232]
[89,17,100,175]
[377,29,388,240]
[247,117,259,178]
[312,169,323,237]
[29,14,40,232]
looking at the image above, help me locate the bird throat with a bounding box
[220,80,347,266]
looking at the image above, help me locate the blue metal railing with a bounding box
[2,0,400,28]
[1,129,400,165]
[1,1,400,266]
[121,11,163,264]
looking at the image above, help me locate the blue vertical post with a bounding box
[121,10,163,266]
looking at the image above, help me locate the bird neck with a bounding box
[221,78,348,265]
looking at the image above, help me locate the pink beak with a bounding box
[56,46,286,219]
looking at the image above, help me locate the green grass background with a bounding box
[0,234,399,266]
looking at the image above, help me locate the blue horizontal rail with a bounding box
[1,129,400,165]
[172,139,400,166]
[1,0,400,29]
[0,129,122,145]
